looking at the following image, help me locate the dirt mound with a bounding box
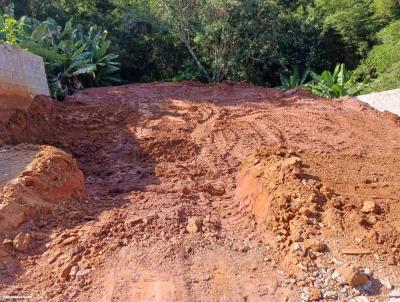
[237,145,400,299]
[1,81,400,301]
[0,144,86,233]
[237,145,329,249]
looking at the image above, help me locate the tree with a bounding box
[151,0,305,84]
[315,0,380,57]
[358,20,400,92]
[3,0,396,91]
[151,0,238,82]
[373,0,400,22]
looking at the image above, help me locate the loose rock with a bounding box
[291,243,302,253]
[366,215,377,225]
[337,264,368,287]
[2,239,13,248]
[13,232,32,252]
[305,240,327,253]
[361,200,378,214]
[48,250,63,264]
[60,264,74,279]
[76,268,91,277]
[351,296,369,302]
[324,291,337,300]
[187,217,202,234]
[310,288,321,301]
[332,270,342,282]
[389,290,400,298]
[143,212,159,224]
[380,277,392,290]
[69,265,79,276]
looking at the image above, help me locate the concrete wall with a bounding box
[356,89,400,116]
[0,44,49,122]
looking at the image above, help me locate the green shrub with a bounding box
[358,20,400,92]
[306,64,366,98]
[280,66,311,89]
[0,14,28,44]
[23,18,120,99]
[1,12,120,100]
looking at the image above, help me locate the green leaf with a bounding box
[61,19,73,39]
[96,40,111,60]
[31,23,48,42]
[72,43,86,57]
[72,51,92,62]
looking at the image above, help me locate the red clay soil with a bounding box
[0,81,400,301]
[0,145,86,233]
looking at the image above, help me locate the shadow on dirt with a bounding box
[0,99,159,286]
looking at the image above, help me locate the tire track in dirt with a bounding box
[2,82,400,302]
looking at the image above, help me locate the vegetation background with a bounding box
[1,0,399,98]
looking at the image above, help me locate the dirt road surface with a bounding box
[1,82,400,302]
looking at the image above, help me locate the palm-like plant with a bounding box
[84,26,121,86]
[279,66,311,89]
[23,18,120,99]
[306,64,366,98]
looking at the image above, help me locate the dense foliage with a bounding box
[357,20,400,92]
[0,11,120,98]
[27,18,120,98]
[307,64,366,98]
[1,0,400,98]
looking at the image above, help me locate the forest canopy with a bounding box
[1,0,399,97]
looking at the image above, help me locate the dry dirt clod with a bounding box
[186,217,202,234]
[60,264,74,280]
[48,250,63,264]
[143,212,159,225]
[337,264,368,287]
[2,239,13,248]
[365,215,378,225]
[305,240,327,253]
[361,200,378,214]
[0,245,10,257]
[13,232,32,252]
[76,268,91,277]
[60,235,78,246]
[310,288,321,301]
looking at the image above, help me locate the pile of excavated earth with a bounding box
[0,81,400,302]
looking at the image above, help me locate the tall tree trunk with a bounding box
[181,36,211,83]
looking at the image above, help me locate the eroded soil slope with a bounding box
[1,82,400,302]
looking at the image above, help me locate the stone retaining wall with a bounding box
[0,44,49,122]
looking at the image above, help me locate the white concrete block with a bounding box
[356,89,400,116]
[0,44,49,114]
